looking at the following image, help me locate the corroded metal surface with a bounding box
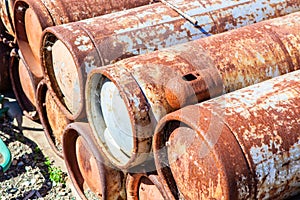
[126,173,172,200]
[43,0,300,120]
[36,80,71,158]
[0,0,15,36]
[13,0,153,78]
[19,58,36,105]
[153,70,300,199]
[63,122,126,200]
[9,55,40,120]
[86,12,300,169]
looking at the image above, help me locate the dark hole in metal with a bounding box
[183,73,197,81]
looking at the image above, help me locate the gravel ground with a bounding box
[0,114,75,199]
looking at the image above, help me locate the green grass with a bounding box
[44,157,67,185]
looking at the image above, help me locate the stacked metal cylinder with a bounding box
[1,0,300,199]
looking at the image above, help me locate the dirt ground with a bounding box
[0,91,80,199]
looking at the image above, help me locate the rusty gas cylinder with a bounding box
[154,69,300,199]
[9,54,40,120]
[42,0,300,121]
[36,80,71,158]
[0,0,16,36]
[63,122,126,200]
[126,172,176,200]
[85,12,300,169]
[13,0,153,78]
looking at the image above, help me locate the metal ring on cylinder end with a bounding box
[19,57,37,106]
[41,29,93,121]
[153,109,255,200]
[50,39,81,117]
[86,66,153,170]
[126,173,171,200]
[14,0,52,78]
[36,80,71,158]
[63,122,126,200]
[101,80,134,164]
[9,55,40,121]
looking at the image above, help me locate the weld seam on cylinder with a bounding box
[264,28,295,72]
[163,43,224,99]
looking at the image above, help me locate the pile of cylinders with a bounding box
[0,0,300,199]
[41,0,300,120]
[40,0,300,157]
[86,11,300,169]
